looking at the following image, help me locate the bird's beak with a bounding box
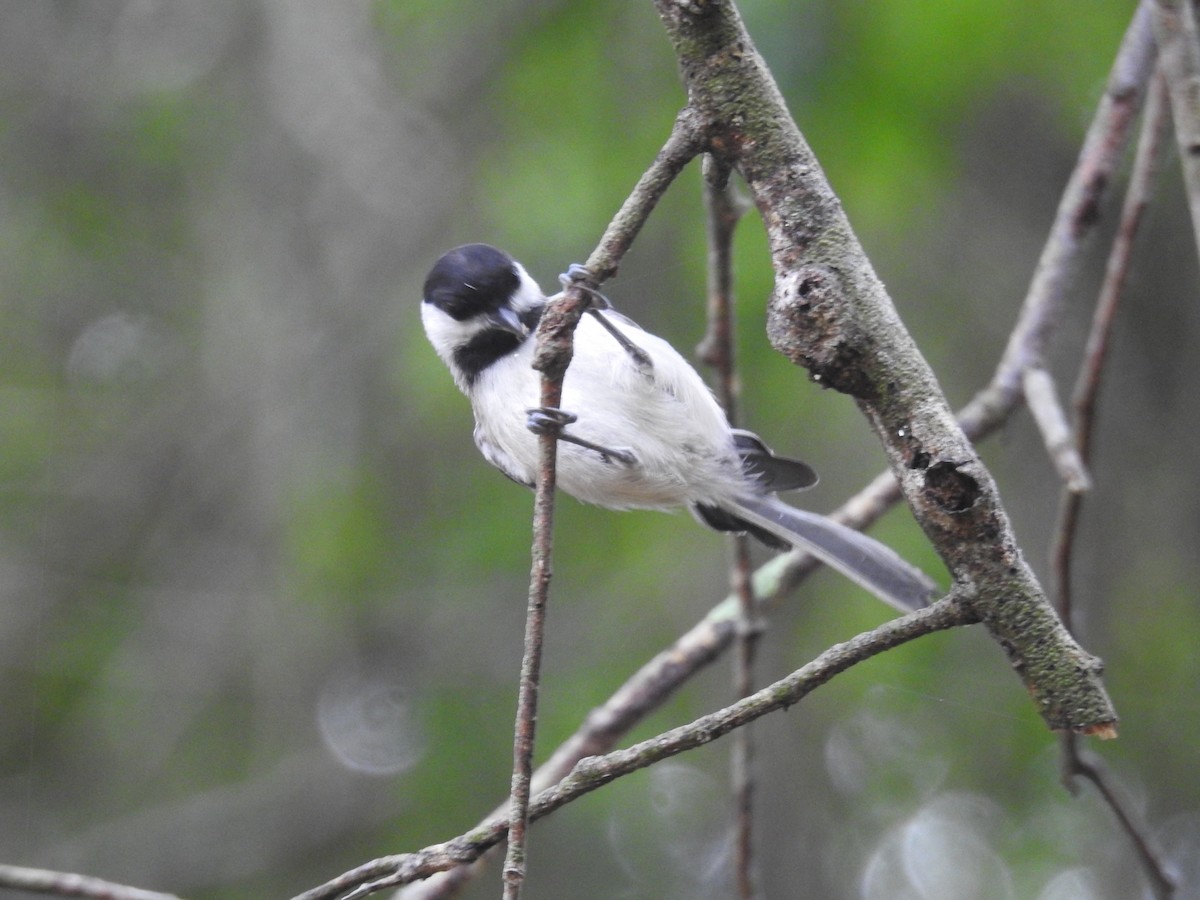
[486,306,528,337]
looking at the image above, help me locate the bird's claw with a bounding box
[526,407,577,434]
[558,265,611,310]
[557,265,651,373]
[525,407,638,467]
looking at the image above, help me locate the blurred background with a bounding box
[1,1,1198,898]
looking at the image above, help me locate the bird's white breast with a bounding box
[468,312,743,510]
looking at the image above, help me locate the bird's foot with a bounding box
[525,407,638,466]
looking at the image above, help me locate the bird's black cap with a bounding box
[422,243,520,322]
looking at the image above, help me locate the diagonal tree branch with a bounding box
[584,106,708,282]
[998,0,1156,482]
[653,0,1119,735]
[295,597,973,900]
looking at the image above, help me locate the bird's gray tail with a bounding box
[722,494,939,613]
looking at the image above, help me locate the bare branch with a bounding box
[698,152,761,900]
[585,106,707,283]
[398,586,742,899]
[987,1,1156,415]
[298,598,973,899]
[499,365,560,899]
[1022,366,1092,493]
[1152,0,1200,257]
[1052,68,1169,626]
[995,0,1155,492]
[654,0,1122,734]
[501,107,710,897]
[0,865,184,900]
[505,245,630,897]
[1060,741,1177,900]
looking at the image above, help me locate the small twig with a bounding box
[399,114,708,900]
[585,105,707,283]
[1060,738,1177,899]
[501,257,608,899]
[1052,68,1169,627]
[727,566,758,900]
[499,377,558,900]
[500,113,707,898]
[0,864,184,900]
[1022,366,1092,492]
[698,152,760,900]
[1052,69,1176,899]
[1152,0,1200,259]
[297,598,974,899]
[697,154,753,383]
[399,589,744,900]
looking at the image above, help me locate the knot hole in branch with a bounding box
[922,459,981,514]
[766,264,877,400]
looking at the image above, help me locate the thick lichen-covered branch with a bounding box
[652,0,1119,735]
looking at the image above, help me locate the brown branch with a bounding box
[398,587,742,900]
[1022,366,1092,493]
[1060,741,1177,900]
[1005,0,1155,488]
[697,152,760,900]
[396,117,709,900]
[584,105,707,283]
[297,598,974,900]
[499,344,563,899]
[1053,70,1177,899]
[500,108,709,898]
[1052,67,1169,627]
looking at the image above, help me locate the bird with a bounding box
[420,243,937,612]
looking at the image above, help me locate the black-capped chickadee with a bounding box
[421,244,937,612]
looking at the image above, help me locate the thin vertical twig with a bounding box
[1151,0,1200,258]
[697,153,759,899]
[501,375,562,900]
[1051,70,1177,900]
[499,109,707,900]
[502,269,601,899]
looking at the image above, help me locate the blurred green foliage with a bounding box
[2,2,1197,899]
